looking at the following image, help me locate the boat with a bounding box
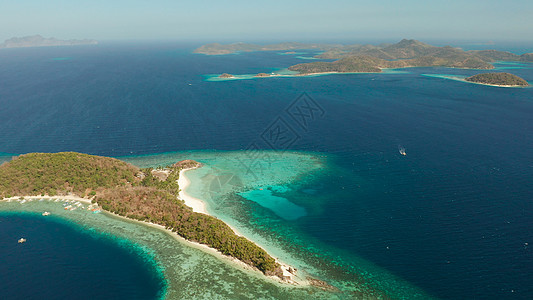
[42,211,51,216]
[398,146,407,156]
[18,238,26,243]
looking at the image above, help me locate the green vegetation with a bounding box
[465,72,529,86]
[0,152,137,197]
[199,39,533,75]
[467,50,533,63]
[289,40,496,74]
[0,152,282,276]
[255,73,271,77]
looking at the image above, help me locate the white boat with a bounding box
[398,146,407,156]
[18,238,26,243]
[42,211,51,216]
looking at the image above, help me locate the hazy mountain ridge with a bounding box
[0,35,98,49]
[193,42,341,55]
[289,39,533,73]
[197,39,532,74]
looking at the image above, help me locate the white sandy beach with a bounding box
[2,194,92,204]
[177,168,208,214]
[176,167,304,284]
[1,169,305,285]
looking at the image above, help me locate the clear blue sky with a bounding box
[1,0,532,42]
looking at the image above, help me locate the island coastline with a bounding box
[201,39,533,83]
[1,190,306,286]
[0,153,310,287]
[178,167,208,214]
[422,73,531,88]
[177,166,306,284]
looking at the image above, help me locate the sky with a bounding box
[1,0,532,43]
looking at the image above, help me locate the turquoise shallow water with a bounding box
[123,150,433,299]
[2,42,533,299]
[0,198,342,299]
[238,186,308,220]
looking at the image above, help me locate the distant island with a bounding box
[289,39,533,74]
[0,152,283,277]
[194,42,339,55]
[219,73,235,78]
[196,39,533,76]
[465,72,529,87]
[255,73,271,77]
[0,35,97,49]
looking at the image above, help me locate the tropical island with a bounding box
[218,73,235,78]
[196,39,533,76]
[194,42,339,55]
[288,39,531,74]
[255,73,271,77]
[465,72,529,87]
[0,152,284,278]
[0,35,97,49]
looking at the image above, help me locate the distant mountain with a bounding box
[0,35,98,49]
[193,42,341,55]
[289,55,406,74]
[520,53,533,62]
[289,39,497,74]
[315,39,438,59]
[467,50,521,62]
[379,39,439,58]
[198,39,532,75]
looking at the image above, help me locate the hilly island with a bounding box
[197,39,533,75]
[0,152,283,277]
[465,72,529,87]
[0,35,97,49]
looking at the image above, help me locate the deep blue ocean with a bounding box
[0,213,164,300]
[1,41,532,299]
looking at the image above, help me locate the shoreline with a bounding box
[2,194,93,204]
[102,208,308,287]
[177,167,208,214]
[177,166,305,284]
[1,169,307,286]
[422,74,530,88]
[463,79,529,87]
[210,68,409,81]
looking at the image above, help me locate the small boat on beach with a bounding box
[42,211,51,216]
